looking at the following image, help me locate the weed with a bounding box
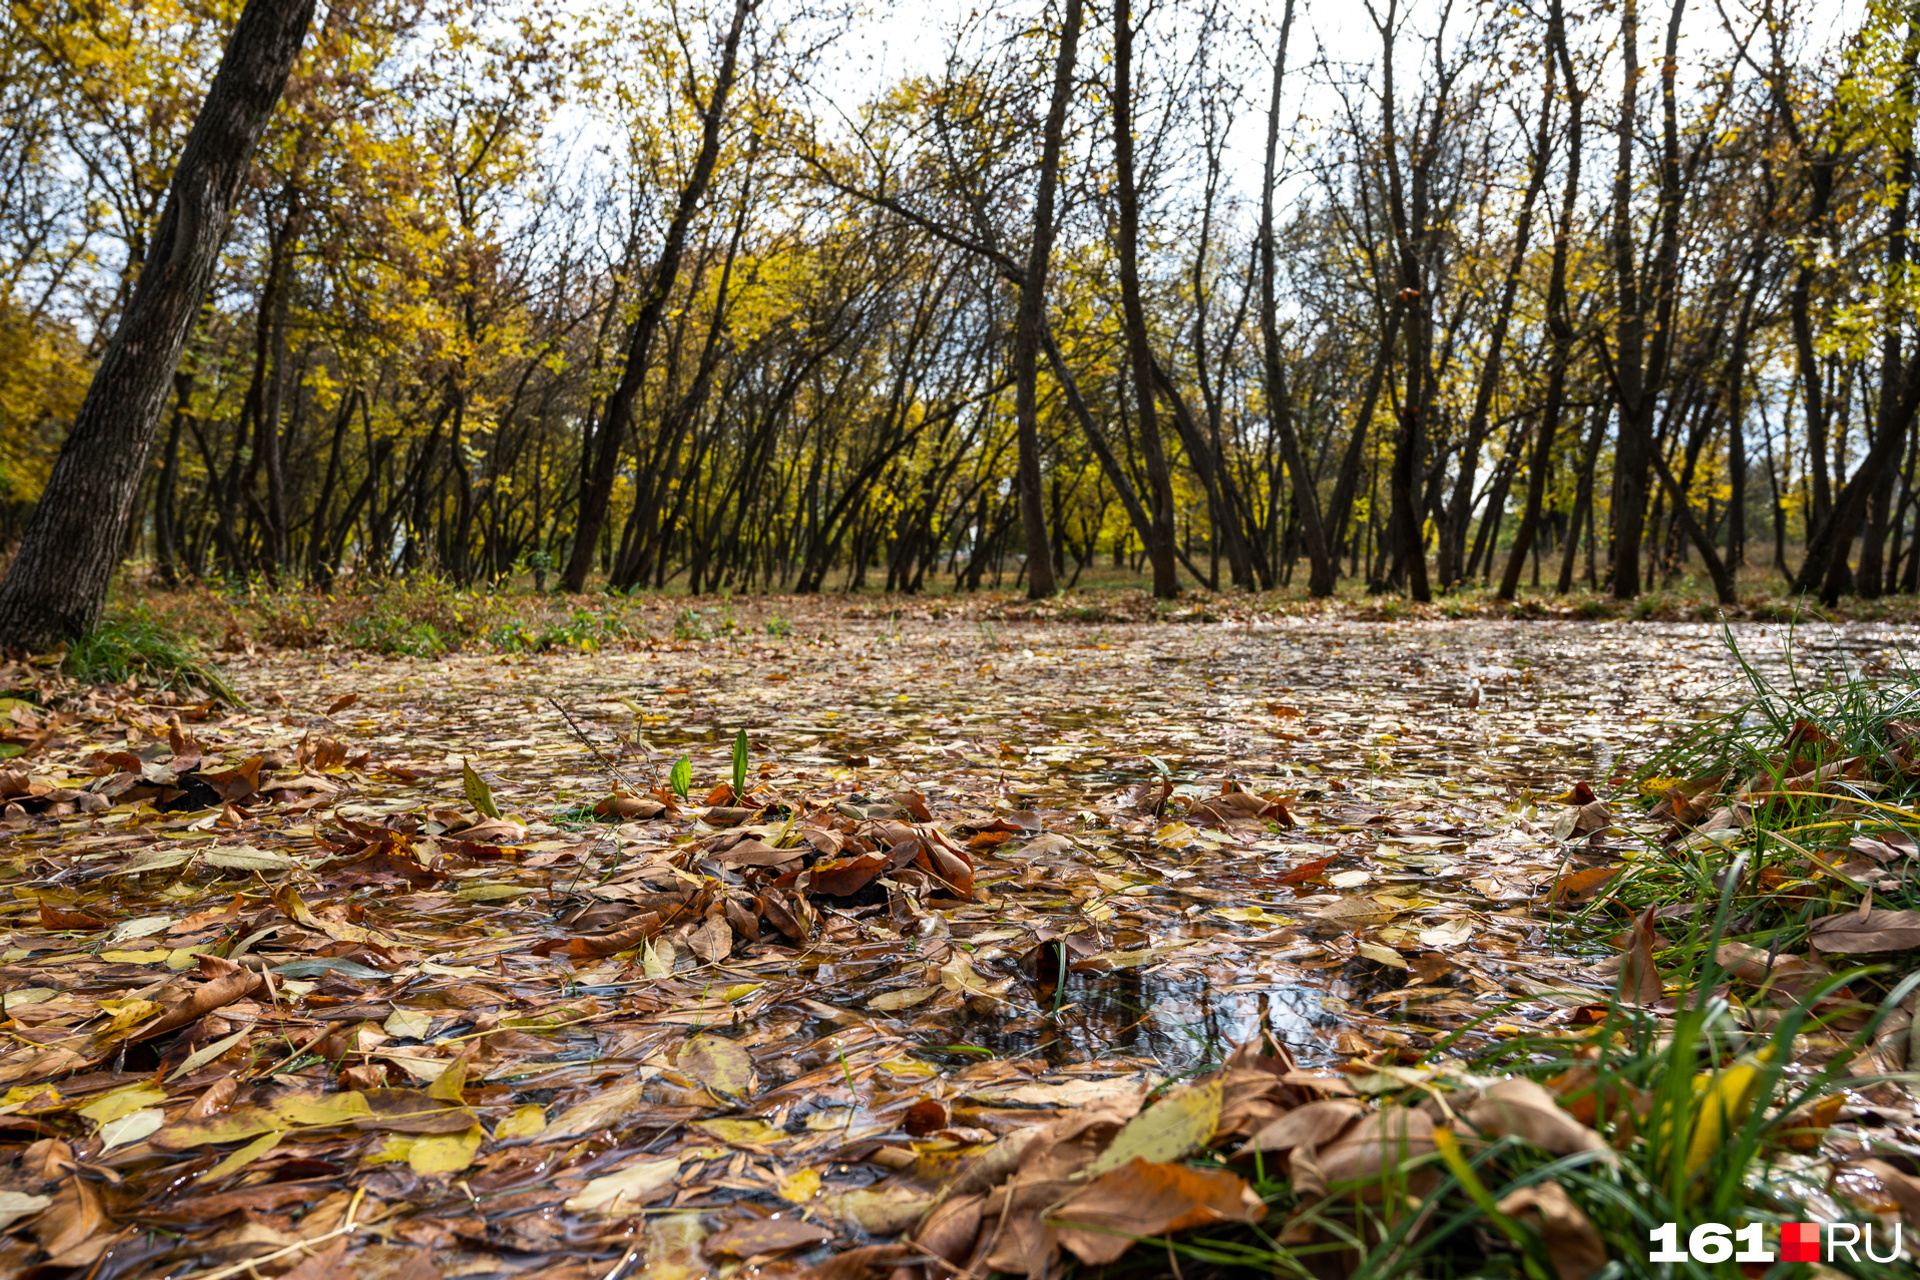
[66,611,238,701]
[1607,626,1920,983]
[766,614,793,638]
[1145,881,1915,1280]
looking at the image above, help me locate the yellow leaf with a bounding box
[95,999,165,1035]
[405,1125,484,1174]
[777,1166,821,1203]
[869,985,941,1011]
[1083,1080,1221,1179]
[78,1085,168,1124]
[691,1117,784,1145]
[268,1091,373,1126]
[676,1035,755,1097]
[1685,1050,1772,1177]
[565,1156,681,1213]
[155,1108,280,1149]
[98,1109,164,1151]
[463,758,501,819]
[494,1104,547,1141]
[0,1084,60,1115]
[197,1129,285,1182]
[383,1009,433,1039]
[429,1051,469,1104]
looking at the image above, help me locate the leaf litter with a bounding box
[0,610,1915,1278]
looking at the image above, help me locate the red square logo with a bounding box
[1781,1222,1821,1262]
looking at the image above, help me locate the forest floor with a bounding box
[2,601,1919,1278]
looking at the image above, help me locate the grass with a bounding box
[1089,882,1917,1279]
[1069,628,1920,1279]
[64,609,240,703]
[1587,624,1920,990]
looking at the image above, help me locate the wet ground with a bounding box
[233,615,1918,1073]
[6,613,1917,1279]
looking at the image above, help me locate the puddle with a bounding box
[226,617,1920,1075]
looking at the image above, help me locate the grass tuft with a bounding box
[65,611,239,702]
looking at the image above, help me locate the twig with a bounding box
[179,1188,365,1280]
[600,1246,641,1280]
[548,696,636,793]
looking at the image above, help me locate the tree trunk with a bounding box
[0,0,316,649]
[561,0,753,593]
[1109,0,1173,598]
[1501,0,1582,600]
[1443,55,1553,589]
[1008,0,1082,600]
[1256,0,1334,596]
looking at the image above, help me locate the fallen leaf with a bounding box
[1808,908,1920,953]
[702,1216,834,1258]
[566,1156,682,1213]
[1496,1179,1607,1280]
[1050,1158,1263,1265]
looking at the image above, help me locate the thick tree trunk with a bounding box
[0,0,315,649]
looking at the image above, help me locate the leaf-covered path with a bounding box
[0,612,1907,1278]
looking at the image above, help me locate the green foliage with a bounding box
[1610,626,1920,975]
[731,730,749,800]
[66,612,235,701]
[1154,888,1911,1280]
[668,755,691,799]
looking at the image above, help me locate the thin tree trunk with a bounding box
[1009,0,1082,600]
[562,0,753,593]
[1257,0,1334,596]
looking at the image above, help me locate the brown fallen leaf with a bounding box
[593,793,666,820]
[1496,1178,1606,1280]
[131,954,265,1044]
[1808,908,1920,953]
[903,1098,950,1136]
[38,901,107,931]
[279,1238,353,1280]
[701,1216,834,1259]
[1547,865,1619,905]
[1240,1099,1368,1154]
[1615,906,1663,1005]
[32,1176,103,1261]
[1464,1079,1611,1157]
[799,1242,915,1280]
[1048,1157,1263,1266]
[1316,1106,1437,1191]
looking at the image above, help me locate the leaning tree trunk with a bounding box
[0,0,316,650]
[1111,0,1177,599]
[1009,0,1082,599]
[562,0,753,594]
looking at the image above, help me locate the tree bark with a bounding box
[0,0,316,649]
[1007,0,1083,600]
[1108,0,1173,598]
[1501,0,1581,600]
[1257,0,1336,596]
[1443,58,1552,589]
[561,0,753,593]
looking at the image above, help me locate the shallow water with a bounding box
[233,616,1919,1073]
